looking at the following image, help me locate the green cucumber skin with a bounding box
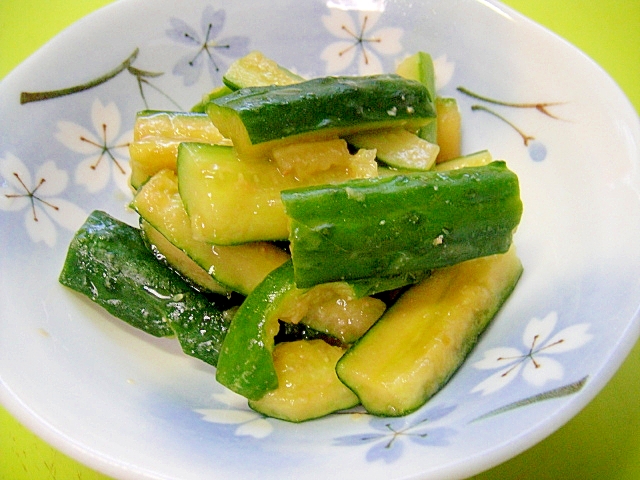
[209,74,435,145]
[282,162,523,288]
[348,270,430,298]
[59,210,231,366]
[406,52,437,143]
[191,85,234,113]
[216,260,297,401]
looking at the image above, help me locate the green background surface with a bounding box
[1,1,639,479]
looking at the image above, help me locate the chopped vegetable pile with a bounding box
[59,51,523,422]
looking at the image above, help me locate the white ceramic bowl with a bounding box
[1,1,639,478]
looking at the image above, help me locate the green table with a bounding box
[1,1,639,478]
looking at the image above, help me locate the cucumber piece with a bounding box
[277,280,386,344]
[396,52,436,107]
[418,120,438,146]
[132,169,290,294]
[395,51,437,143]
[434,149,494,172]
[223,51,304,90]
[129,110,229,189]
[207,74,436,157]
[336,247,523,416]
[140,219,229,294]
[282,161,523,288]
[191,85,234,113]
[58,211,232,367]
[59,211,172,337]
[435,97,462,163]
[177,141,376,245]
[346,128,439,171]
[216,261,295,400]
[248,340,359,422]
[215,260,387,400]
[348,270,430,298]
[177,142,293,244]
[270,138,377,181]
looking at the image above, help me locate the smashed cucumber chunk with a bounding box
[207,74,436,156]
[59,210,233,367]
[282,161,523,288]
[337,247,523,416]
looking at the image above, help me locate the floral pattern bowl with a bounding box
[1,0,639,479]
